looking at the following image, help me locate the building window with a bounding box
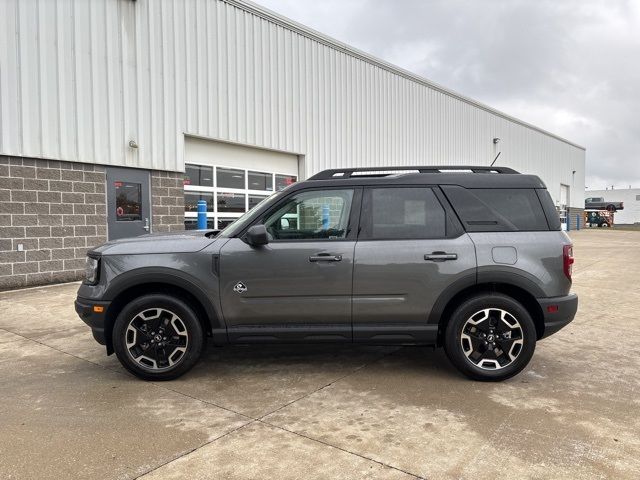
[217,192,246,213]
[184,218,216,230]
[636,195,640,201]
[184,192,214,212]
[249,194,269,209]
[185,165,213,187]
[217,167,245,189]
[248,171,273,191]
[184,163,297,230]
[275,174,297,191]
[115,181,142,221]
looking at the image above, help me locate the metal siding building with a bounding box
[0,0,585,288]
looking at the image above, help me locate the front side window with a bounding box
[362,187,446,239]
[263,189,354,240]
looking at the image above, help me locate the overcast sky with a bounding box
[258,0,640,190]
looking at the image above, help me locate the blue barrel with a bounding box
[197,200,207,229]
[322,205,330,230]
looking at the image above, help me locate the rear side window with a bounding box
[360,187,446,239]
[442,186,549,232]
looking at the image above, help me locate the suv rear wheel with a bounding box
[444,293,536,381]
[113,294,204,380]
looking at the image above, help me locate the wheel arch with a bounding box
[432,282,545,346]
[103,271,225,354]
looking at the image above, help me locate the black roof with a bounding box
[300,166,547,189]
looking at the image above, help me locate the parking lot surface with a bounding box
[1,230,639,479]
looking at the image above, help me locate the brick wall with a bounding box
[151,171,186,233]
[568,207,585,230]
[0,156,107,290]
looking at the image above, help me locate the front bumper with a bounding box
[537,293,578,339]
[75,297,111,345]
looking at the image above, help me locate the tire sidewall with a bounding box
[444,293,536,381]
[113,294,204,381]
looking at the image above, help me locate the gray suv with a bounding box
[75,166,578,382]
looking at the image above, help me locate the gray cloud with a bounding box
[258,0,640,189]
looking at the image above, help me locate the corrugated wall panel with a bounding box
[0,0,585,207]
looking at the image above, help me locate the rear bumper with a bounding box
[75,297,111,345]
[537,293,578,339]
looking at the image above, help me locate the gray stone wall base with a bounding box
[0,156,107,290]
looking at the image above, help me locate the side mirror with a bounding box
[244,224,269,247]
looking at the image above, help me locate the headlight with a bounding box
[85,256,99,284]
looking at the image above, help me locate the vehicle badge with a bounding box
[233,281,248,294]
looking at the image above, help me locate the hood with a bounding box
[91,230,220,256]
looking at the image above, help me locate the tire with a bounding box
[113,294,204,381]
[444,293,536,381]
[606,204,616,212]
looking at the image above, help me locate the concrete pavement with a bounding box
[1,230,639,479]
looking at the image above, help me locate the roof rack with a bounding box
[308,165,519,180]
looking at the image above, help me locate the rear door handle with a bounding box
[309,253,342,262]
[424,252,457,262]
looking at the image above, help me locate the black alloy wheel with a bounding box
[444,293,537,381]
[113,294,204,380]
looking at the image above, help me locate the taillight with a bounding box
[563,244,574,280]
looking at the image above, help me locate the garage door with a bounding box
[183,137,299,230]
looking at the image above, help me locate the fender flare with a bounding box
[103,267,224,331]
[427,269,546,325]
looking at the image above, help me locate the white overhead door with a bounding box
[183,137,299,230]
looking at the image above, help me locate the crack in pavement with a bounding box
[1,326,423,479]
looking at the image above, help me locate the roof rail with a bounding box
[307,165,519,180]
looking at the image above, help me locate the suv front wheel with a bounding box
[113,294,204,380]
[444,293,536,381]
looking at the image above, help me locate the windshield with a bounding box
[217,191,284,237]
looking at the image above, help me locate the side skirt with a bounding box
[224,324,438,345]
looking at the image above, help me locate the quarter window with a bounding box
[362,187,446,239]
[264,189,354,240]
[470,189,548,231]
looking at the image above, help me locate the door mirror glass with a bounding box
[245,224,269,246]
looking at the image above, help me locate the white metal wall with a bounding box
[0,0,585,207]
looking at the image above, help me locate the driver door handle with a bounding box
[424,252,457,262]
[309,253,342,262]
